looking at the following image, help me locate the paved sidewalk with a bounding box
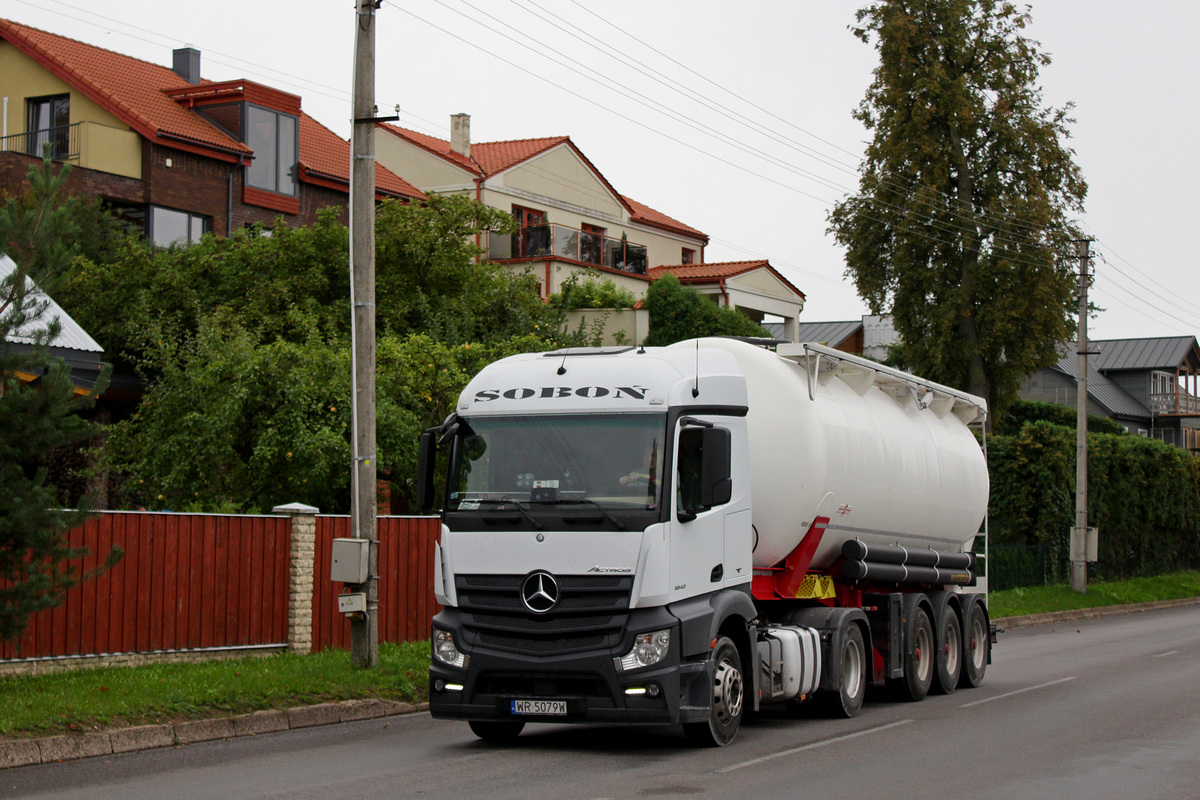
[0,699,429,769]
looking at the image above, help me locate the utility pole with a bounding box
[349,0,380,668]
[1071,238,1093,594]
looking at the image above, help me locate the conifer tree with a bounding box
[0,156,116,642]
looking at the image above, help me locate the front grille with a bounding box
[457,573,633,655]
[477,632,609,653]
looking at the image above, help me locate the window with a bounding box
[26,94,71,159]
[512,206,548,258]
[681,248,695,265]
[512,206,545,228]
[245,105,298,196]
[149,206,209,247]
[581,223,605,265]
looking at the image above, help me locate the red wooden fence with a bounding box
[1,512,290,661]
[311,516,442,652]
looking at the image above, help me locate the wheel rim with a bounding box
[943,620,960,676]
[713,655,743,725]
[914,622,933,682]
[969,615,987,671]
[843,634,864,700]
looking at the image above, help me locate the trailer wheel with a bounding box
[931,604,962,695]
[958,602,990,689]
[683,636,744,747]
[818,623,866,718]
[896,606,934,702]
[468,720,525,743]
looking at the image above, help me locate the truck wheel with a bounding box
[818,623,866,718]
[468,720,525,743]
[931,604,962,695]
[958,602,989,689]
[897,607,934,702]
[683,636,744,747]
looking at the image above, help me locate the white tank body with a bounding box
[686,339,990,571]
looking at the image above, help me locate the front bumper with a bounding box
[429,607,710,726]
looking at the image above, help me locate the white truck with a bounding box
[418,337,993,746]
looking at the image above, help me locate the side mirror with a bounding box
[416,430,438,510]
[676,425,732,522]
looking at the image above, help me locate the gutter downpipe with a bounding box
[474,176,484,260]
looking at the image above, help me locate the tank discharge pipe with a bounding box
[840,540,975,586]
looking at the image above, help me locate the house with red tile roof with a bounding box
[0,19,423,245]
[650,260,807,342]
[377,114,710,301]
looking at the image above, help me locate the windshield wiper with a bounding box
[536,498,627,531]
[495,498,544,530]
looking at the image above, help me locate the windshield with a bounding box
[447,414,666,511]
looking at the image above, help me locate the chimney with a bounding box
[450,113,471,158]
[172,47,201,84]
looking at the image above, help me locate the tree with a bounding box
[1,156,117,642]
[643,273,768,346]
[828,0,1087,413]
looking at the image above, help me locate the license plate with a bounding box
[510,699,567,716]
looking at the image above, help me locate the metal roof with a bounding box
[1093,337,1200,372]
[795,320,862,349]
[1,254,103,354]
[1049,342,1150,419]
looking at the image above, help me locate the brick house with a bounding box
[0,19,423,244]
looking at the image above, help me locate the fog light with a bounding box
[434,679,445,692]
[646,683,661,698]
[433,629,469,669]
[617,629,671,671]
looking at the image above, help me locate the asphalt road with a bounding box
[7,605,1200,800]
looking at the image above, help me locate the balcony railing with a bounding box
[1149,392,1200,415]
[0,123,82,161]
[489,223,648,276]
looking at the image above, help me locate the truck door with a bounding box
[670,420,732,601]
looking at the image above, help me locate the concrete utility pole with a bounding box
[349,0,380,668]
[1071,238,1093,595]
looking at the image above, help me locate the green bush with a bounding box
[549,274,637,310]
[643,273,767,345]
[988,420,1200,581]
[996,400,1128,436]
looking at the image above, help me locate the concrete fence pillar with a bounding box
[273,502,319,654]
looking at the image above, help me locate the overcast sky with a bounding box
[8,0,1198,341]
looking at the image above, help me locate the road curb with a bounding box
[993,595,1200,629]
[0,699,429,769]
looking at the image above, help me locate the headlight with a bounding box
[433,629,469,669]
[616,629,671,671]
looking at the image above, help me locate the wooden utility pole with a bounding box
[1071,239,1093,595]
[349,0,379,667]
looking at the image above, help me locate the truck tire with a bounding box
[931,603,962,695]
[468,720,525,743]
[818,623,866,718]
[683,636,744,747]
[958,601,990,689]
[896,606,934,702]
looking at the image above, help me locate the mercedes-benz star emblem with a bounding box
[521,571,559,614]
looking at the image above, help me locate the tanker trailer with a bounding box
[419,338,993,747]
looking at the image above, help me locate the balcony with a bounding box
[1,122,142,179]
[1149,392,1200,416]
[488,223,648,276]
[1,122,81,160]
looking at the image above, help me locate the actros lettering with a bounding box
[475,385,647,402]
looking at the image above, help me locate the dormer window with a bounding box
[245,105,298,196]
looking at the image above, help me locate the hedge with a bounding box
[988,420,1200,582]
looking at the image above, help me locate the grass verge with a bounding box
[4,572,1199,740]
[1,641,429,739]
[988,570,1200,618]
